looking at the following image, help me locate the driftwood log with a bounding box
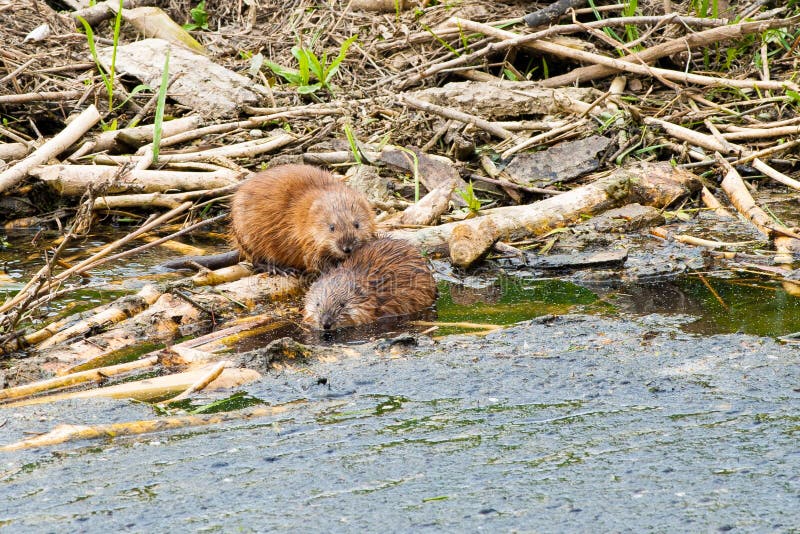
[394,162,701,268]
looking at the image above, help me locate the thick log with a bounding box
[395,162,701,262]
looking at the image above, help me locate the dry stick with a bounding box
[35,165,242,196]
[697,273,729,309]
[0,90,88,105]
[450,18,798,92]
[157,108,338,149]
[722,124,800,141]
[644,117,739,154]
[0,58,37,84]
[70,115,202,161]
[93,184,240,210]
[0,403,303,451]
[700,186,734,219]
[414,14,729,83]
[544,17,795,87]
[97,133,296,164]
[500,120,590,159]
[468,173,564,196]
[715,154,798,240]
[20,285,162,351]
[0,105,101,194]
[398,94,518,141]
[78,212,228,275]
[751,159,800,191]
[732,138,800,165]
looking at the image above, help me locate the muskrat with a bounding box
[303,237,437,330]
[230,164,376,273]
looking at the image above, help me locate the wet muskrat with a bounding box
[303,237,437,330]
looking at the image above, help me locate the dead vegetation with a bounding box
[2,0,800,448]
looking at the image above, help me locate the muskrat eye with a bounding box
[353,221,360,229]
[329,223,335,232]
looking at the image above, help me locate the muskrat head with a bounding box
[303,269,375,330]
[308,191,376,263]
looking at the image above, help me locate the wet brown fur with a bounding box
[230,164,376,272]
[303,238,437,329]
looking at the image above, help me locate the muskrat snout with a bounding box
[337,238,358,255]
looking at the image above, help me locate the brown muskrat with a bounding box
[303,237,437,330]
[230,164,376,273]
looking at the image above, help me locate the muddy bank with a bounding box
[2,314,798,531]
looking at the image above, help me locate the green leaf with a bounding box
[296,83,323,94]
[189,1,208,30]
[306,50,324,82]
[291,45,311,85]
[324,35,357,84]
[265,60,302,85]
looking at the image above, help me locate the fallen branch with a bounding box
[0,105,101,194]
[32,165,243,196]
[450,18,798,92]
[395,162,701,264]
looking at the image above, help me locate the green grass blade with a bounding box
[324,35,357,84]
[152,48,170,164]
[76,16,113,109]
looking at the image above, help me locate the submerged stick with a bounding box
[0,403,304,451]
[161,360,228,403]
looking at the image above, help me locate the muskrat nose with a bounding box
[341,244,353,254]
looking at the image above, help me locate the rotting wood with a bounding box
[1,366,262,409]
[32,274,302,373]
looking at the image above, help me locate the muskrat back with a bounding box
[303,237,437,330]
[231,164,376,272]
